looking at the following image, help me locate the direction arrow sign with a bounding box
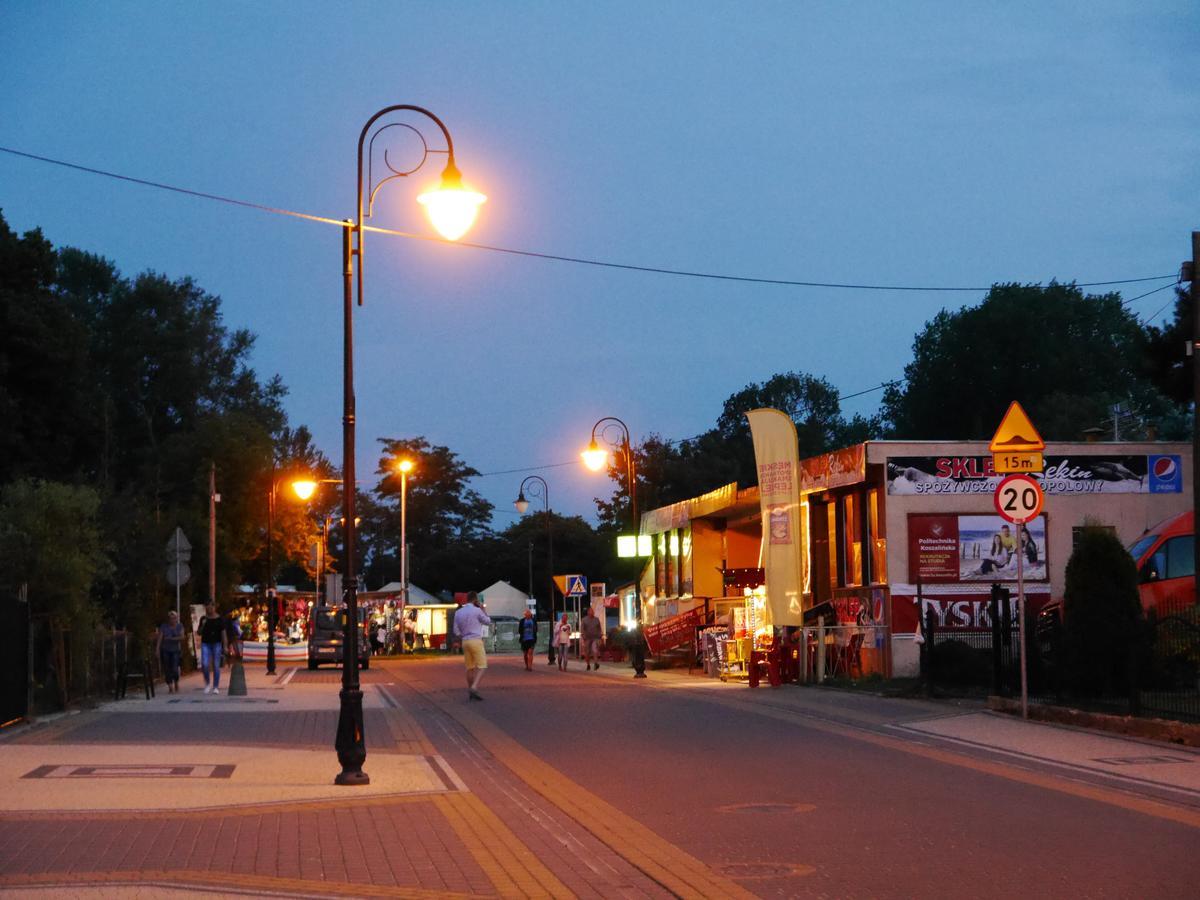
[989,401,1045,453]
[993,474,1044,524]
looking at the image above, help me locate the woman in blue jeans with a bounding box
[198,602,229,695]
[155,610,185,693]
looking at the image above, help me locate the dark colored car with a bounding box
[307,606,370,670]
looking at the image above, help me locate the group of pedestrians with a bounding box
[553,606,604,671]
[153,602,240,695]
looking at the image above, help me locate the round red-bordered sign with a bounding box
[993,474,1044,524]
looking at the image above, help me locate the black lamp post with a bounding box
[336,105,485,787]
[582,417,646,677]
[514,475,554,663]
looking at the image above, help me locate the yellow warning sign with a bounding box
[989,401,1045,453]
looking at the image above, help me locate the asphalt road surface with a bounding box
[387,654,1200,899]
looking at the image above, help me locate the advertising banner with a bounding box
[908,513,1048,583]
[892,589,1051,633]
[799,444,866,492]
[644,607,704,655]
[746,409,805,626]
[887,454,1178,496]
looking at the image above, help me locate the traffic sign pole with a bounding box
[1017,519,1028,720]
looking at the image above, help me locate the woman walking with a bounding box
[518,609,538,671]
[155,610,184,693]
[198,602,228,695]
[554,613,571,671]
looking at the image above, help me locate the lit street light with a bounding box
[514,475,554,664]
[336,105,484,786]
[397,459,414,636]
[265,472,317,676]
[582,417,646,677]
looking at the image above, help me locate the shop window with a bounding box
[827,503,839,594]
[868,489,887,584]
[844,494,863,587]
[811,503,831,602]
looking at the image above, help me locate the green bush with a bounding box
[1062,525,1143,697]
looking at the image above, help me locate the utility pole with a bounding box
[209,463,218,604]
[1189,232,1199,600]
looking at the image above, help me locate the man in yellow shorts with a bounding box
[453,591,492,701]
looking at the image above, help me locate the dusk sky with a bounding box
[2,2,1196,524]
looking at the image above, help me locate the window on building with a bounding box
[868,488,886,584]
[843,494,863,587]
[827,503,839,594]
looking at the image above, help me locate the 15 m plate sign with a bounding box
[993,474,1044,525]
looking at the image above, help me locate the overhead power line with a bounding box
[0,145,1178,294]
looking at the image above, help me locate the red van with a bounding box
[1129,511,1194,616]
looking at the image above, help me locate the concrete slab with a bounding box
[0,743,448,812]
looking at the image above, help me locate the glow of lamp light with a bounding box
[397,459,414,474]
[291,480,317,501]
[581,441,608,472]
[417,160,486,241]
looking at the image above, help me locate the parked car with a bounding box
[307,606,371,670]
[1129,510,1194,616]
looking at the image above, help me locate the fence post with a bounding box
[816,616,826,684]
[990,583,1002,696]
[924,605,937,692]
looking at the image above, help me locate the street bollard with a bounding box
[227,659,248,696]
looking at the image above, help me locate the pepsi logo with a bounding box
[1153,457,1177,479]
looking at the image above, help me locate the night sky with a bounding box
[2,2,1196,522]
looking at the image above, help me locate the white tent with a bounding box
[478,580,532,619]
[377,583,440,605]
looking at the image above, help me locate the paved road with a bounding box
[1,655,1198,898]
[389,655,1200,899]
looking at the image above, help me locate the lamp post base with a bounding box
[333,687,369,786]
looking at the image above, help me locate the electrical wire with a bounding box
[0,145,1179,294]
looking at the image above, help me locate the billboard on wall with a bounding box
[800,444,866,492]
[887,454,1179,496]
[908,513,1048,584]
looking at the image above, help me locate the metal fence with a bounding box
[921,587,1200,724]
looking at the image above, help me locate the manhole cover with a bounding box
[714,862,815,879]
[717,801,816,814]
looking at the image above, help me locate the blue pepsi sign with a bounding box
[1148,455,1182,493]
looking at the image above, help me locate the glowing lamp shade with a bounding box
[638,535,653,557]
[514,493,530,515]
[291,480,317,501]
[616,535,637,558]
[581,441,608,472]
[417,160,486,241]
[397,459,414,474]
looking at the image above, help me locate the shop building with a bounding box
[636,438,1189,677]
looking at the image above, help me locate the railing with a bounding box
[799,624,890,684]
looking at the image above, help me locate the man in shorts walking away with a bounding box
[581,606,603,671]
[453,592,492,701]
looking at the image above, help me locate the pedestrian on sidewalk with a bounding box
[155,611,184,693]
[518,609,538,670]
[581,606,602,671]
[198,602,228,694]
[453,591,492,701]
[554,613,571,671]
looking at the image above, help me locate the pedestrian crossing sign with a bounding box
[565,574,587,597]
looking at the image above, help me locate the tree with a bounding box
[364,437,494,592]
[881,282,1171,440]
[0,479,109,706]
[1061,524,1143,697]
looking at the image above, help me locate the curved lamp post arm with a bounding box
[589,416,638,532]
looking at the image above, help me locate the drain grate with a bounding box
[717,801,816,814]
[714,862,815,879]
[1092,755,1194,766]
[23,764,235,779]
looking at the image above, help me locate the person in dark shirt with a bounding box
[155,611,185,693]
[518,609,538,671]
[198,602,229,695]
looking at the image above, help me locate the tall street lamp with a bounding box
[582,417,646,677]
[514,475,554,663]
[397,459,414,631]
[337,105,485,786]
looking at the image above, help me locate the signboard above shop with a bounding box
[887,454,1181,496]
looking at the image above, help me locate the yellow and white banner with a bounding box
[745,408,805,626]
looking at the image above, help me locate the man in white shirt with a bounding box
[453,592,492,701]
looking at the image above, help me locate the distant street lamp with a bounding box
[514,475,554,663]
[336,105,484,786]
[582,417,646,677]
[397,459,414,630]
[265,473,316,676]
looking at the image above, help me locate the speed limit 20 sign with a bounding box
[993,474,1044,524]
